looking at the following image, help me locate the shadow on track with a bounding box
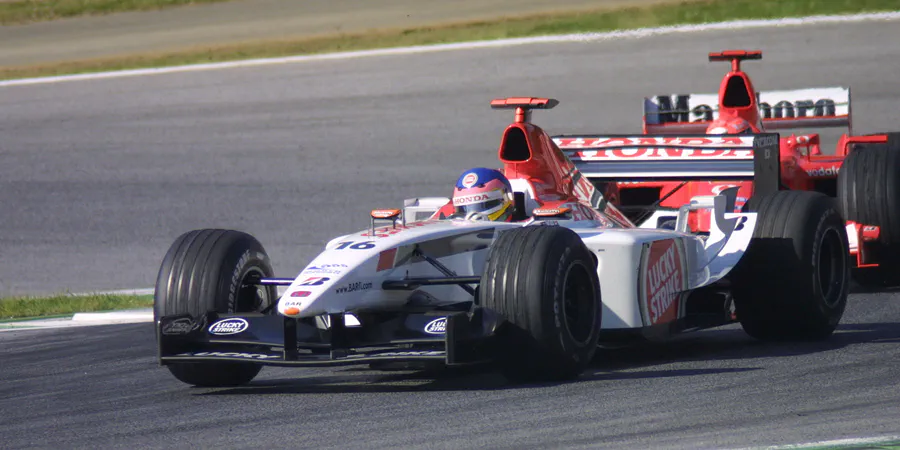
[194,320,900,396]
[593,320,900,368]
[195,365,760,396]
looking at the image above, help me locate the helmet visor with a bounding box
[454,198,505,216]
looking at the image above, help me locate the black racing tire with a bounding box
[155,229,277,387]
[479,226,602,382]
[838,132,900,243]
[731,191,850,341]
[838,132,900,286]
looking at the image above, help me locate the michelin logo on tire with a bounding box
[423,317,447,334]
[208,318,249,335]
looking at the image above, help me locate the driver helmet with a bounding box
[452,168,514,221]
[706,117,754,135]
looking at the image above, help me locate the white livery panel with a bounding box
[278,187,756,332]
[579,208,755,329]
[277,220,507,318]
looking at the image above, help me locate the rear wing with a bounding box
[643,87,851,134]
[552,134,782,197]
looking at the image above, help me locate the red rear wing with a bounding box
[709,50,762,72]
[643,87,852,134]
[489,97,559,109]
[708,50,762,61]
[491,97,559,123]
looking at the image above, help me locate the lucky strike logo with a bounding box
[806,166,840,177]
[462,173,478,188]
[644,240,684,325]
[161,317,197,335]
[208,318,249,336]
[183,351,279,360]
[423,317,447,334]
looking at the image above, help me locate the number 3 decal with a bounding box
[334,241,375,250]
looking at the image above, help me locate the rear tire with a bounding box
[155,229,277,387]
[838,132,900,287]
[479,226,602,382]
[732,191,850,341]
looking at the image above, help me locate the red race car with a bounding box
[552,50,900,286]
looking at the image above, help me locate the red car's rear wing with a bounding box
[709,50,762,65]
[490,97,558,123]
[643,88,852,134]
[644,50,852,134]
[551,134,780,195]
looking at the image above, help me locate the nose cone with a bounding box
[278,277,337,317]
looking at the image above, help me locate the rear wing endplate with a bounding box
[552,134,782,197]
[643,87,851,134]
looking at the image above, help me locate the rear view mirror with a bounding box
[370,209,403,237]
[371,209,401,220]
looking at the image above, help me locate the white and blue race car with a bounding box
[154,97,850,387]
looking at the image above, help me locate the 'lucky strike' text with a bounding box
[647,243,683,324]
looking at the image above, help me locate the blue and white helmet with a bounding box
[452,168,514,221]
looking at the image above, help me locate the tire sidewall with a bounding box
[214,244,275,314]
[540,244,601,365]
[805,205,849,326]
[482,226,602,380]
[735,191,850,340]
[154,229,275,387]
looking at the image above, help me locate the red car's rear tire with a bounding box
[838,132,900,286]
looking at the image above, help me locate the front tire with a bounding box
[732,191,850,341]
[155,229,277,387]
[479,226,602,382]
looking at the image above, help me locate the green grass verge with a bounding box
[2,0,899,80]
[0,0,232,25]
[0,294,153,320]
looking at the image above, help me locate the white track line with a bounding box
[72,310,152,323]
[2,11,900,88]
[0,309,153,331]
[742,435,900,449]
[77,288,155,296]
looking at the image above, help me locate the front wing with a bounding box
[157,308,503,367]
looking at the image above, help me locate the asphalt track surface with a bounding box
[3,17,900,449]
